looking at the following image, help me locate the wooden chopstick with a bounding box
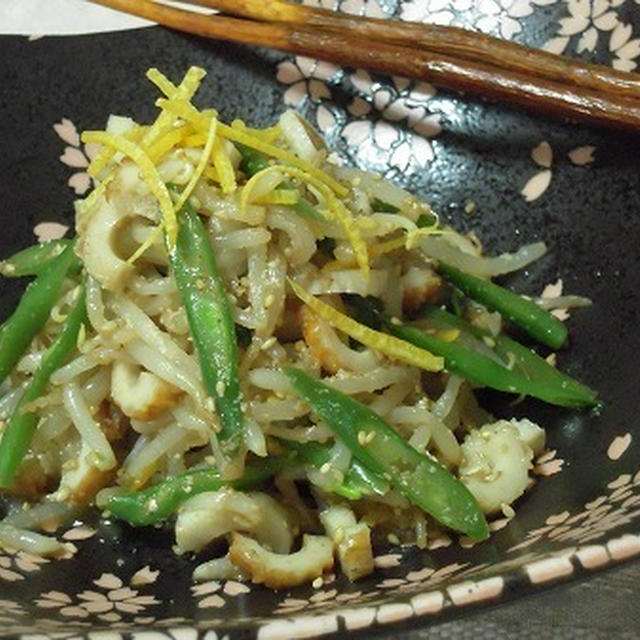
[190,0,640,99]
[93,0,640,132]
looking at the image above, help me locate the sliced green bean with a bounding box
[0,239,74,278]
[421,306,597,405]
[0,284,86,487]
[106,456,294,526]
[281,440,389,500]
[169,195,245,472]
[436,261,568,349]
[0,240,80,387]
[284,366,489,540]
[346,295,596,408]
[236,143,324,221]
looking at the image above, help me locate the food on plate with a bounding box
[0,67,597,587]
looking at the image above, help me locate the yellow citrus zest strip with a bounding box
[87,67,205,178]
[231,119,282,143]
[217,122,348,197]
[289,279,443,372]
[173,116,218,213]
[323,227,442,272]
[75,173,114,222]
[146,125,191,163]
[241,163,368,279]
[156,97,209,130]
[81,131,178,248]
[212,138,237,194]
[87,125,144,179]
[240,165,286,211]
[142,66,206,150]
[183,133,207,148]
[126,224,164,265]
[256,189,300,206]
[330,200,370,283]
[203,165,220,182]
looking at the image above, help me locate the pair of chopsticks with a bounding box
[94,0,640,131]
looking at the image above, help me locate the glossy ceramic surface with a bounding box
[0,2,639,638]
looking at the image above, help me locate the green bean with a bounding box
[284,366,489,540]
[370,198,399,213]
[0,284,86,487]
[347,295,597,408]
[106,456,295,526]
[0,239,74,278]
[280,440,389,500]
[236,143,324,221]
[436,261,568,349]
[420,306,597,405]
[169,195,245,473]
[0,240,80,387]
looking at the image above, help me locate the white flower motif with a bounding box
[544,0,625,55]
[0,599,25,616]
[35,572,160,622]
[0,549,49,582]
[401,0,553,38]
[521,139,596,202]
[343,71,441,174]
[401,0,473,27]
[474,0,535,40]
[608,21,640,71]
[53,118,98,195]
[276,56,341,108]
[374,561,474,596]
[303,0,388,16]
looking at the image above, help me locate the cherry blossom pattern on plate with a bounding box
[0,547,50,582]
[276,0,443,176]
[0,598,26,626]
[508,469,640,552]
[33,221,70,243]
[191,579,251,610]
[400,0,559,40]
[608,432,632,461]
[34,571,160,623]
[54,118,99,196]
[521,140,597,201]
[342,71,442,176]
[543,0,640,70]
[533,448,566,476]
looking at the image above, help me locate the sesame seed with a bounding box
[264,293,275,309]
[387,533,400,545]
[390,316,402,326]
[195,278,205,290]
[357,430,367,446]
[260,336,277,351]
[334,527,345,544]
[205,397,216,412]
[365,430,376,444]
[312,577,323,589]
[216,380,226,397]
[500,503,516,519]
[320,462,332,474]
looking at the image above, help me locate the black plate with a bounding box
[1,3,640,638]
